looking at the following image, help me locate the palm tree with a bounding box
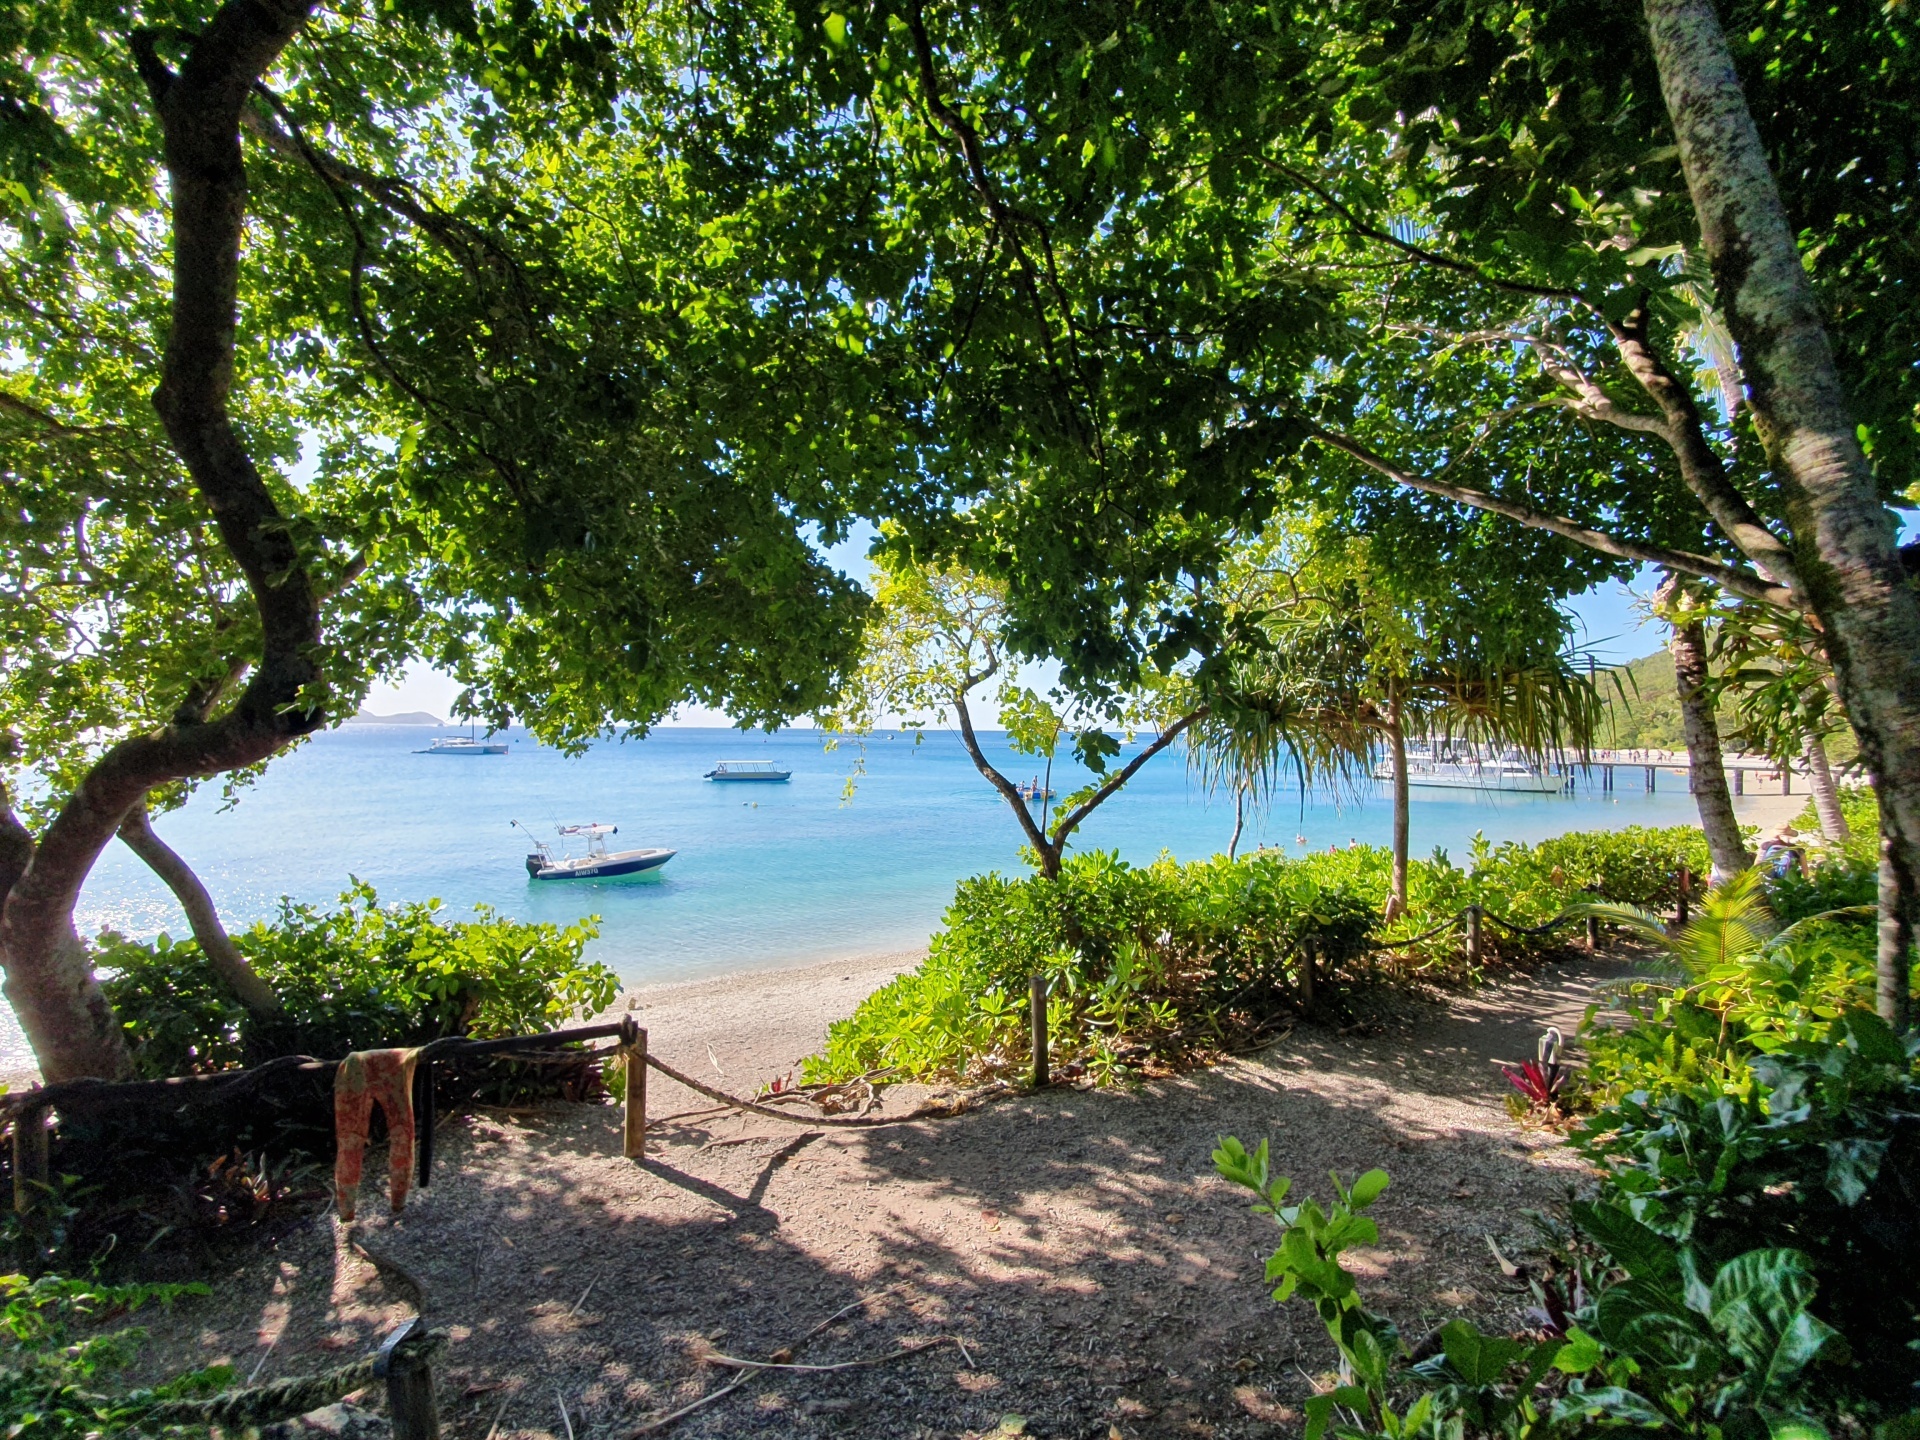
[1193,542,1604,918]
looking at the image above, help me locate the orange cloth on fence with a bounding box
[333,1048,423,1221]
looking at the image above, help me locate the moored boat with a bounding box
[416,735,508,755]
[1374,749,1568,794]
[514,822,674,880]
[704,760,792,782]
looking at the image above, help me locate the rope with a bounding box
[644,1054,1011,1128]
[1372,910,1467,949]
[131,1329,446,1426]
[1478,908,1580,938]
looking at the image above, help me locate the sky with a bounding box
[360,524,1671,727]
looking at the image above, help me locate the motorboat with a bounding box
[704,760,792,782]
[514,822,674,880]
[1375,748,1569,794]
[417,735,508,755]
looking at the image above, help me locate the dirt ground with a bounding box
[130,950,1633,1440]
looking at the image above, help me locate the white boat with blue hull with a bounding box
[417,735,508,755]
[1374,748,1568,794]
[514,822,674,880]
[704,760,791,782]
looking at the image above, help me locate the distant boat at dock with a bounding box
[704,760,792,782]
[416,735,508,755]
[1017,779,1056,802]
[1377,748,1568,794]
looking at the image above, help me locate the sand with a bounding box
[124,948,1633,1440]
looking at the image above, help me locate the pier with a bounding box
[1552,749,1802,796]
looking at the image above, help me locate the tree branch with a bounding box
[1305,422,1795,608]
[1049,708,1207,847]
[117,802,279,1015]
[951,689,1052,858]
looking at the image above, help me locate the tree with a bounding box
[825,550,1204,880]
[1,0,896,1079]
[1651,574,1750,880]
[1191,528,1603,916]
[658,0,1916,1026]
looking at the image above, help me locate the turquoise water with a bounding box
[0,725,1705,1070]
[73,724,1704,980]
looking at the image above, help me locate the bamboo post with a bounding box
[1677,866,1692,927]
[622,1020,647,1160]
[1465,905,1483,966]
[376,1319,441,1440]
[1029,973,1049,1089]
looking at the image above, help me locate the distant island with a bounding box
[346,708,445,726]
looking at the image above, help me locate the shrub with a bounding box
[806,848,1378,1085]
[1571,1015,1920,1407]
[0,1273,225,1439]
[810,824,1717,1087]
[98,881,617,1076]
[1211,1148,1865,1440]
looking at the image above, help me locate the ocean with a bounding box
[3,725,1705,1070]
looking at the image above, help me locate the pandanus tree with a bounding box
[1191,533,1605,918]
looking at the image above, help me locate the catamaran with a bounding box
[1375,747,1569,794]
[514,822,674,880]
[703,760,792,782]
[416,735,508,756]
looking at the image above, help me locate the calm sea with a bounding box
[2,725,1703,1070]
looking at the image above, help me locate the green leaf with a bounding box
[1348,1168,1390,1208]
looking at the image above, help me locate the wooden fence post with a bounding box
[1586,914,1600,954]
[12,1102,49,1258]
[1029,973,1049,1089]
[412,1060,435,1188]
[1298,938,1316,1016]
[1677,866,1691,927]
[376,1318,440,1440]
[622,1019,647,1160]
[1465,905,1483,966]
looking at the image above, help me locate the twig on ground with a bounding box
[557,1391,575,1440]
[703,1335,962,1374]
[350,1236,429,1312]
[625,1293,886,1436]
[568,1280,596,1317]
[484,1393,512,1440]
[705,1043,727,1077]
[246,1329,282,1384]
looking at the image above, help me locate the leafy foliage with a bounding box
[96,881,616,1075]
[0,1272,224,1440]
[809,823,1710,1086]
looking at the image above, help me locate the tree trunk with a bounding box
[1646,0,1918,1029]
[1228,790,1246,861]
[1660,574,1751,881]
[1801,732,1850,843]
[117,802,279,1014]
[1386,699,1409,920]
[0,0,329,1081]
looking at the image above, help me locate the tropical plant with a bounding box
[1212,1147,1866,1439]
[1193,530,1605,917]
[96,881,617,1076]
[0,1272,224,1440]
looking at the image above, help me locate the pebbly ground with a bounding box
[127,949,1635,1440]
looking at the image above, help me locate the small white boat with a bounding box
[514,822,674,880]
[417,735,508,755]
[1376,748,1568,794]
[704,760,792,782]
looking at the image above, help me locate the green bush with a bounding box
[806,848,1378,1085]
[1571,1015,1920,1406]
[809,824,1713,1087]
[0,1273,224,1440]
[1212,1149,1873,1439]
[98,881,617,1076]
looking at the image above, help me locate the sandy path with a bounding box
[129,951,1631,1440]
